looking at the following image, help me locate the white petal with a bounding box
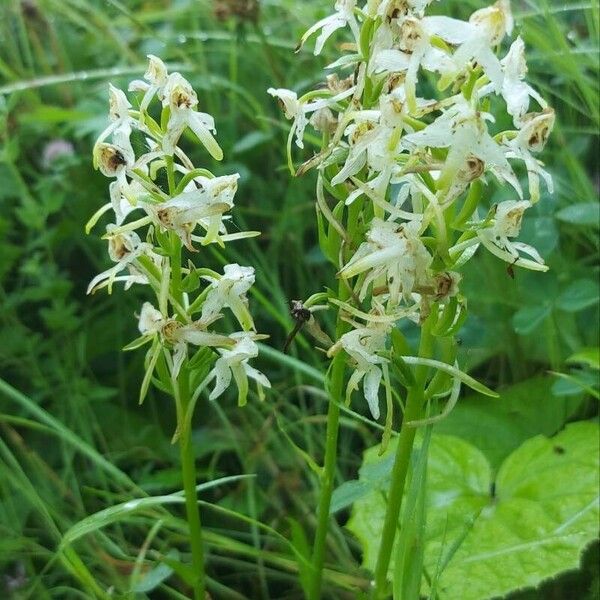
[364,367,382,420]
[209,359,232,400]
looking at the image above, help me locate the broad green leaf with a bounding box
[567,347,600,370]
[348,422,599,600]
[512,303,552,335]
[347,434,491,582]
[520,215,559,256]
[551,370,600,398]
[556,279,599,312]
[433,376,582,467]
[331,480,372,514]
[555,203,600,227]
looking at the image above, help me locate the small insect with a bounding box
[283,300,312,353]
[506,256,519,279]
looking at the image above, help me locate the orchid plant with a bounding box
[270,0,554,598]
[87,56,269,600]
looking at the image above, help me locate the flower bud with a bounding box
[94,142,133,177]
[470,0,513,45]
[310,107,338,133]
[138,302,165,335]
[108,231,141,262]
[163,73,198,111]
[326,73,355,93]
[399,17,424,53]
[433,271,461,300]
[108,84,131,121]
[519,108,555,153]
[492,200,530,239]
[145,54,168,87]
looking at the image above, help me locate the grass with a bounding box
[0,0,598,598]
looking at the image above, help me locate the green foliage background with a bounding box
[0,0,597,598]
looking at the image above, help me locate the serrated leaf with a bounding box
[347,422,599,600]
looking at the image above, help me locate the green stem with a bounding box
[307,353,344,600]
[178,368,207,600]
[371,317,435,599]
[307,283,350,600]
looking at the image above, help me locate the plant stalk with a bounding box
[307,283,350,600]
[371,316,435,598]
[307,352,345,600]
[178,369,207,600]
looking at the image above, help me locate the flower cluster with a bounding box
[88,56,269,406]
[271,0,553,419]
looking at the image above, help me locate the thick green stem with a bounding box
[178,369,207,600]
[307,283,350,600]
[307,352,345,600]
[371,317,435,599]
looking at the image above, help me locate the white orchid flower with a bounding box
[476,200,547,270]
[87,229,156,294]
[330,110,400,185]
[504,109,555,202]
[94,84,136,160]
[339,218,432,304]
[128,54,169,115]
[137,302,235,378]
[402,98,522,196]
[207,333,271,406]
[328,319,391,420]
[184,174,239,245]
[298,0,360,56]
[93,141,134,180]
[201,264,256,331]
[160,72,223,160]
[369,0,434,19]
[144,174,238,249]
[423,0,513,92]
[268,88,310,149]
[477,36,546,126]
[370,17,455,111]
[268,86,355,149]
[92,142,138,218]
